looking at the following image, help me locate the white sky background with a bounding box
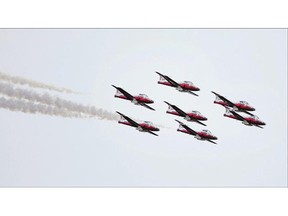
[0,29,286,186]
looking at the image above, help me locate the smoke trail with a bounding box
[0,82,119,121]
[0,97,87,118]
[0,71,79,94]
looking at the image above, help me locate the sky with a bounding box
[0,29,287,187]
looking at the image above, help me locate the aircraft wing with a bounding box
[164,101,187,117]
[243,110,254,116]
[141,103,155,111]
[231,111,263,128]
[165,101,206,126]
[112,85,134,101]
[175,119,198,136]
[188,91,199,96]
[194,119,207,126]
[230,110,246,121]
[211,91,235,107]
[116,111,139,128]
[207,139,217,144]
[155,71,179,87]
[146,130,159,136]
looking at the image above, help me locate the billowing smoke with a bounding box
[0,97,85,118]
[0,71,79,94]
[0,81,119,121]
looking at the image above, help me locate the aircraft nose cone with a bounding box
[262,122,266,125]
[156,128,160,131]
[251,107,256,111]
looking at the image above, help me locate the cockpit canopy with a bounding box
[251,115,259,120]
[183,81,193,86]
[138,94,149,99]
[238,101,249,105]
[202,129,212,135]
[191,110,201,115]
[143,121,154,127]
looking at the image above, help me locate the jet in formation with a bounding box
[112,85,155,111]
[175,120,218,144]
[224,108,266,128]
[116,111,160,136]
[164,101,208,126]
[212,91,255,116]
[156,71,200,96]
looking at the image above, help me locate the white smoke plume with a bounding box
[0,81,119,121]
[0,71,80,94]
[0,97,85,118]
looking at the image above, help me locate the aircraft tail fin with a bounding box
[167,105,176,112]
[224,108,235,118]
[177,123,189,134]
[225,108,232,114]
[224,108,233,115]
[118,115,129,124]
[115,89,124,97]
[156,72,167,83]
[177,124,185,131]
[159,75,166,82]
[117,112,128,123]
[214,95,222,103]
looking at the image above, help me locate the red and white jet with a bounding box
[112,85,155,111]
[116,111,160,136]
[224,108,266,129]
[156,71,200,96]
[212,91,255,116]
[164,101,208,126]
[175,120,218,144]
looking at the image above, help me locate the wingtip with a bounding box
[175,119,183,124]
[116,111,123,116]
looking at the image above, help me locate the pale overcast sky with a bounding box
[0,29,286,187]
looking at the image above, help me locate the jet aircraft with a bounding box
[156,71,200,96]
[224,108,266,128]
[116,111,160,136]
[164,101,207,126]
[175,120,218,144]
[112,85,155,111]
[212,91,255,116]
